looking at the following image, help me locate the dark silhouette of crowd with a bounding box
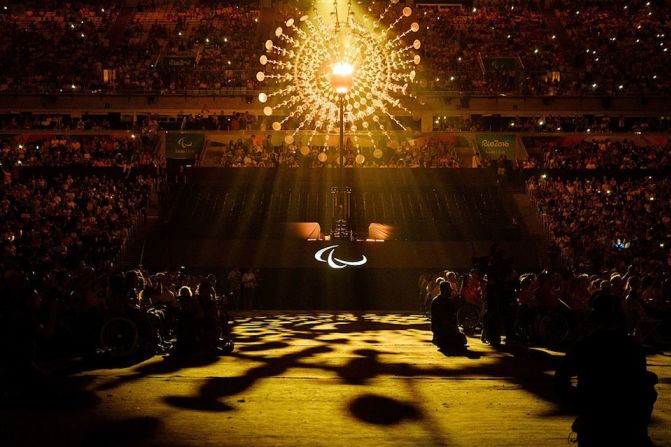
[455,115,671,133]
[424,245,669,352]
[1,264,235,380]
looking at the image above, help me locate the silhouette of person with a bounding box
[241,269,258,310]
[173,286,201,356]
[482,244,516,346]
[431,281,467,354]
[555,293,657,447]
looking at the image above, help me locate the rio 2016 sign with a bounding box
[314,245,367,269]
[475,134,516,159]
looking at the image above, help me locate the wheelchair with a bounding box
[514,302,573,348]
[456,302,483,335]
[99,317,140,357]
[536,311,571,347]
[99,308,166,358]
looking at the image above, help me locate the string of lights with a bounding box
[257,0,421,157]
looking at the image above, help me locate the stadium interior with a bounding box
[0,0,670,446]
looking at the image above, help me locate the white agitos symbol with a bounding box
[178,137,192,149]
[314,245,367,269]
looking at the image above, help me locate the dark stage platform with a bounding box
[143,239,543,310]
[146,168,543,309]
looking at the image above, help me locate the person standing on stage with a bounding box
[241,268,258,310]
[482,244,516,346]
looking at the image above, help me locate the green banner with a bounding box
[475,134,516,159]
[160,55,196,70]
[165,133,205,159]
[482,56,520,72]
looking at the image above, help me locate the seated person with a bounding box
[462,269,485,308]
[196,281,221,352]
[431,281,467,354]
[173,286,202,356]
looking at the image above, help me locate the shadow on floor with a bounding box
[348,394,422,425]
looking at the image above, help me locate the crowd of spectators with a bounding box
[0,1,669,96]
[1,260,236,376]
[556,1,671,96]
[111,1,260,93]
[165,112,259,130]
[0,1,119,93]
[0,135,162,168]
[208,136,461,168]
[433,114,671,133]
[415,3,565,95]
[0,114,114,131]
[494,174,671,346]
[405,1,671,96]
[527,176,671,274]
[1,174,153,272]
[538,139,671,169]
[473,115,671,134]
[0,112,261,132]
[2,128,667,173]
[2,112,670,135]
[0,1,260,94]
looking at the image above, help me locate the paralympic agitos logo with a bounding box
[314,245,367,269]
[177,137,193,149]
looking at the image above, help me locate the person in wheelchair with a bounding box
[99,272,162,357]
[171,283,234,358]
[140,286,174,352]
[534,271,562,313]
[514,273,538,341]
[173,286,201,357]
[624,276,657,344]
[455,269,485,334]
[431,281,467,354]
[462,269,482,305]
[196,281,222,353]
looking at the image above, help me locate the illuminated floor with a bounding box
[2,313,670,446]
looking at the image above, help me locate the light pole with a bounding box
[330,61,354,239]
[331,61,353,179]
[339,93,344,187]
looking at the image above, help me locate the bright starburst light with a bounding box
[257,0,421,149]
